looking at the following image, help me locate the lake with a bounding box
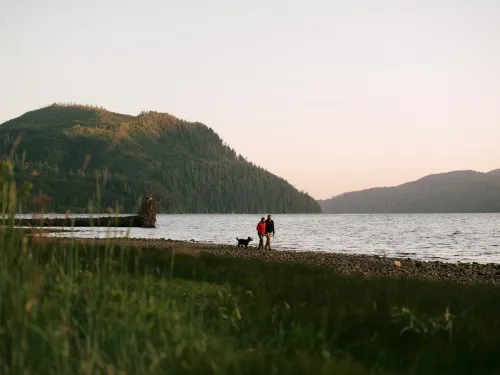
[46,213,500,264]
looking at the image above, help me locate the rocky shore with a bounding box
[45,236,500,286]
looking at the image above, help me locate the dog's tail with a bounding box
[236,237,239,241]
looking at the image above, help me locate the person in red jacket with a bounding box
[256,217,266,250]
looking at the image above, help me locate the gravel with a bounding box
[47,237,500,285]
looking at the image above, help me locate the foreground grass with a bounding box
[1,233,500,374]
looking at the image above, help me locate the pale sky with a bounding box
[1,0,499,199]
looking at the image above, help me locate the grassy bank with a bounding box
[1,232,500,374]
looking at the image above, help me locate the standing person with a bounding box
[265,214,275,250]
[256,217,266,250]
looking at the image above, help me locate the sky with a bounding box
[1,0,499,199]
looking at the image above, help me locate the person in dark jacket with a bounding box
[256,217,266,250]
[265,214,275,250]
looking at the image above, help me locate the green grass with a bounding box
[1,232,500,375]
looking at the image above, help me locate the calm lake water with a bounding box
[45,213,500,264]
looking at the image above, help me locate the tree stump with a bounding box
[138,193,156,228]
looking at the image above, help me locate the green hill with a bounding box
[0,104,321,214]
[318,170,500,213]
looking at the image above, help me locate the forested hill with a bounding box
[318,170,500,213]
[0,104,321,213]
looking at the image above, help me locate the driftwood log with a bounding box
[12,194,157,228]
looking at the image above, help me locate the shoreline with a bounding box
[43,236,500,285]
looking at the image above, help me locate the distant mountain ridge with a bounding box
[0,104,321,213]
[318,169,500,213]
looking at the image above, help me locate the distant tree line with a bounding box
[0,105,321,214]
[318,171,500,213]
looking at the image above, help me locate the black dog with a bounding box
[236,237,253,248]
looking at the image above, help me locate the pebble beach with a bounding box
[45,236,500,286]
